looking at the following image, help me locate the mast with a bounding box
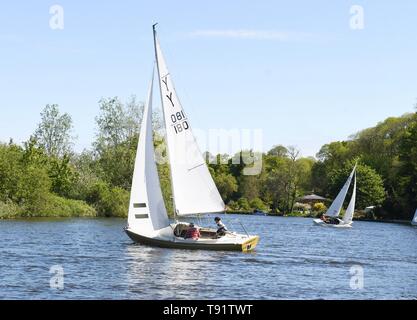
[153,23,177,219]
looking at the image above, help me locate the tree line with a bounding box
[0,99,416,220]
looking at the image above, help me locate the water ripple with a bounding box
[0,216,416,299]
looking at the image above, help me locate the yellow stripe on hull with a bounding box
[241,236,260,252]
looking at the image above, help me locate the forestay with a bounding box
[153,30,225,216]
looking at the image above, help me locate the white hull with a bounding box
[313,218,352,228]
[411,220,417,226]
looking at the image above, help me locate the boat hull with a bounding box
[125,229,259,252]
[312,218,352,228]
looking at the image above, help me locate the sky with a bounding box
[1,0,416,157]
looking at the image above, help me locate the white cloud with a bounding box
[188,29,316,41]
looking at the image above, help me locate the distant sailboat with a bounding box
[313,165,357,228]
[124,25,259,251]
[411,209,417,226]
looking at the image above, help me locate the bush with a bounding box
[0,201,22,219]
[313,202,327,212]
[226,200,239,211]
[23,194,96,218]
[250,197,269,212]
[237,197,251,212]
[87,181,129,217]
[293,202,311,212]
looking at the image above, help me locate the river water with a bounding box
[1,215,416,299]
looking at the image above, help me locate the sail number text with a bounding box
[171,111,189,134]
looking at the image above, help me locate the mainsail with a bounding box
[343,172,356,223]
[325,165,356,217]
[153,26,225,216]
[412,208,417,226]
[127,70,170,233]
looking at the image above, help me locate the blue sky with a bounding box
[1,0,416,157]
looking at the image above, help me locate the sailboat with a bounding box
[313,165,357,228]
[124,25,259,251]
[411,209,417,226]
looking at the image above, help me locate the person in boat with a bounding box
[331,217,340,225]
[214,217,228,236]
[323,216,339,225]
[320,214,329,223]
[184,223,200,240]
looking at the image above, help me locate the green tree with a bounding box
[212,170,238,204]
[95,96,143,150]
[398,116,417,218]
[237,197,251,211]
[267,145,288,157]
[250,197,269,211]
[93,96,146,189]
[328,161,385,210]
[34,104,74,158]
[86,181,129,217]
[49,155,77,197]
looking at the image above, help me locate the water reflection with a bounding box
[125,242,230,299]
[1,216,416,299]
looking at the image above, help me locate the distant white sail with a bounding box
[127,70,170,234]
[153,31,225,216]
[343,172,356,223]
[325,165,356,217]
[412,209,417,226]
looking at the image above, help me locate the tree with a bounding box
[0,141,51,211]
[398,116,417,218]
[328,161,385,210]
[212,170,238,204]
[94,96,143,151]
[94,96,144,189]
[267,145,288,157]
[311,112,415,219]
[48,155,77,197]
[237,197,251,211]
[238,174,261,202]
[250,197,269,211]
[34,104,74,158]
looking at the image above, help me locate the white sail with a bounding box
[325,165,356,217]
[127,70,170,234]
[343,172,356,223]
[153,28,225,216]
[412,208,417,226]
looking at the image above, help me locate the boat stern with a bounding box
[241,235,260,252]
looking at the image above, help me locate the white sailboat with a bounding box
[125,25,259,251]
[411,209,417,226]
[313,165,357,228]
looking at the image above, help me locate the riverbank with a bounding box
[1,206,411,225]
[225,210,413,224]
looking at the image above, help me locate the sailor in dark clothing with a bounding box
[214,217,227,236]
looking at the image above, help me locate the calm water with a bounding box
[0,215,416,300]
